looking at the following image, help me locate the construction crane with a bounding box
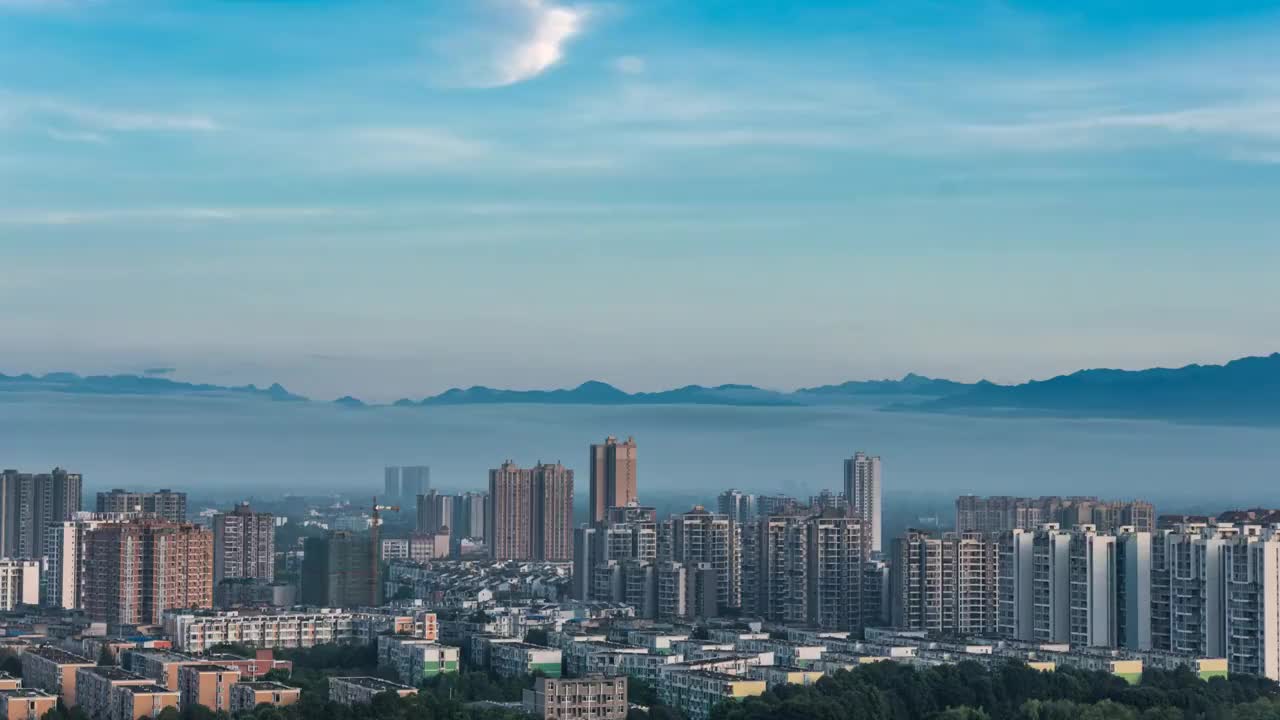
[367,497,400,606]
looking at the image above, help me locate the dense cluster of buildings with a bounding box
[5,444,1280,719]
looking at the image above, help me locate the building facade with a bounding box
[213,503,275,585]
[95,489,187,523]
[81,520,214,625]
[843,452,882,556]
[0,467,82,559]
[523,675,628,720]
[589,436,638,525]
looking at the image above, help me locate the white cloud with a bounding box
[42,100,219,132]
[0,206,344,226]
[46,128,107,144]
[613,55,645,75]
[429,0,587,88]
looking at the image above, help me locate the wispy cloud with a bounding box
[428,0,587,88]
[46,128,107,144]
[0,206,344,226]
[40,99,219,132]
[613,55,645,75]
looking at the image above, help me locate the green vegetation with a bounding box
[708,661,1280,720]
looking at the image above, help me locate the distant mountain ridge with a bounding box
[4,353,1280,424]
[0,371,306,402]
[908,353,1280,423]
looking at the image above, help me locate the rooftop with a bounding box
[236,681,298,691]
[332,676,415,691]
[0,689,56,699]
[185,664,240,674]
[24,646,94,665]
[117,684,177,696]
[79,667,148,681]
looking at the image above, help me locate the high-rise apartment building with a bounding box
[96,489,187,523]
[43,513,135,610]
[589,437,637,525]
[1150,523,1280,680]
[81,520,214,625]
[533,463,574,562]
[489,461,533,561]
[488,461,573,562]
[716,490,756,525]
[843,452,882,555]
[301,531,378,607]
[384,467,400,503]
[452,492,488,541]
[213,503,275,584]
[401,466,430,502]
[668,507,739,612]
[806,512,869,631]
[890,530,997,636]
[753,515,809,624]
[416,491,455,535]
[1,468,83,559]
[956,495,1155,534]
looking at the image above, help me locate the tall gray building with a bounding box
[843,452,882,556]
[668,506,739,612]
[383,467,400,502]
[716,489,756,525]
[1,468,83,559]
[400,466,430,502]
[416,490,455,535]
[96,488,186,523]
[213,503,275,584]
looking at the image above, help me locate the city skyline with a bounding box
[3,2,1279,399]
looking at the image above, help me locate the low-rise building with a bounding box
[75,667,153,720]
[328,676,417,706]
[19,646,95,707]
[377,636,460,684]
[109,684,179,720]
[658,670,765,720]
[748,665,825,689]
[490,643,563,679]
[229,681,301,713]
[178,664,242,713]
[0,676,18,692]
[123,650,211,691]
[522,675,628,720]
[0,689,57,720]
[563,641,648,677]
[164,609,357,652]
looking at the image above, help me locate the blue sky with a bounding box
[2,0,1279,400]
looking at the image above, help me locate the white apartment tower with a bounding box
[843,452,882,555]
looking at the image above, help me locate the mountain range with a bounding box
[4,352,1279,424]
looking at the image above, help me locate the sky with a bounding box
[2,0,1279,401]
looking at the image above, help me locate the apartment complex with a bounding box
[890,530,996,635]
[0,467,82,559]
[95,489,187,522]
[668,507,739,612]
[589,436,638,525]
[843,452,882,555]
[956,495,1155,534]
[488,461,574,561]
[213,503,275,585]
[717,490,756,525]
[75,667,154,720]
[523,675,628,720]
[0,690,57,720]
[43,513,134,610]
[80,520,214,625]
